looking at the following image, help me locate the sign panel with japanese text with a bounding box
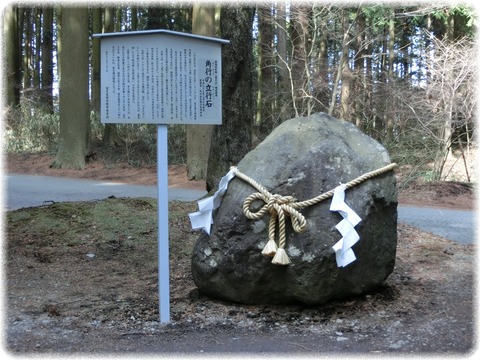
[95,30,228,125]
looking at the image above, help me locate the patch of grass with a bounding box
[6,198,199,268]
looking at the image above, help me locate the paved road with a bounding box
[4,173,476,244]
[397,205,475,244]
[4,173,206,210]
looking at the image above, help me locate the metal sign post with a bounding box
[157,124,169,321]
[94,30,229,323]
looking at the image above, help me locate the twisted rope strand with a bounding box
[230,163,397,265]
[293,162,398,208]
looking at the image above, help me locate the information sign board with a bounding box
[94,30,229,124]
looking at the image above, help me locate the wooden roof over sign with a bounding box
[93,29,230,45]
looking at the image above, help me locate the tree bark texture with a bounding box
[256,4,275,139]
[55,8,62,83]
[22,8,32,90]
[206,6,255,191]
[385,15,395,140]
[52,7,90,170]
[41,6,54,113]
[339,11,352,120]
[91,7,101,114]
[3,4,21,107]
[186,5,216,181]
[290,5,310,117]
[33,8,41,89]
[328,13,348,116]
[101,7,121,147]
[275,2,289,122]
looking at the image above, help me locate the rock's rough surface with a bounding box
[192,113,397,305]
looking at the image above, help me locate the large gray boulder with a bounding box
[191,113,397,305]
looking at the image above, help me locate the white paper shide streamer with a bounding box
[330,185,362,267]
[188,168,236,235]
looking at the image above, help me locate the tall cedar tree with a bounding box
[51,7,90,170]
[41,6,54,113]
[186,5,216,180]
[4,4,21,107]
[206,6,255,191]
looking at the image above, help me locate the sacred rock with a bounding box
[191,112,397,305]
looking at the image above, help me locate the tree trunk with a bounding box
[41,6,54,113]
[339,66,351,120]
[131,6,138,30]
[442,9,455,155]
[51,7,90,170]
[22,8,32,91]
[186,5,216,181]
[116,7,122,29]
[56,7,62,84]
[206,6,255,191]
[256,3,275,139]
[353,10,366,128]
[385,15,395,140]
[339,10,352,120]
[33,8,41,90]
[101,6,121,146]
[290,4,310,117]
[91,7,101,114]
[364,15,373,130]
[146,7,168,29]
[328,11,348,116]
[275,2,289,122]
[432,9,456,180]
[104,6,114,32]
[400,22,410,79]
[3,4,21,107]
[315,25,329,113]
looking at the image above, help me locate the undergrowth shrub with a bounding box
[5,103,59,153]
[4,102,187,165]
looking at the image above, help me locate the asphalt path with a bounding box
[4,173,476,244]
[397,206,475,245]
[4,173,206,209]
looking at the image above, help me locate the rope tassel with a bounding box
[261,215,278,256]
[272,248,291,265]
[262,239,278,257]
[270,205,291,265]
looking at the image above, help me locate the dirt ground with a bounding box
[4,152,477,355]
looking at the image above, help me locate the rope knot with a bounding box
[272,194,296,205]
[241,189,307,265]
[266,194,296,215]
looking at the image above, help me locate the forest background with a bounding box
[2,2,477,191]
